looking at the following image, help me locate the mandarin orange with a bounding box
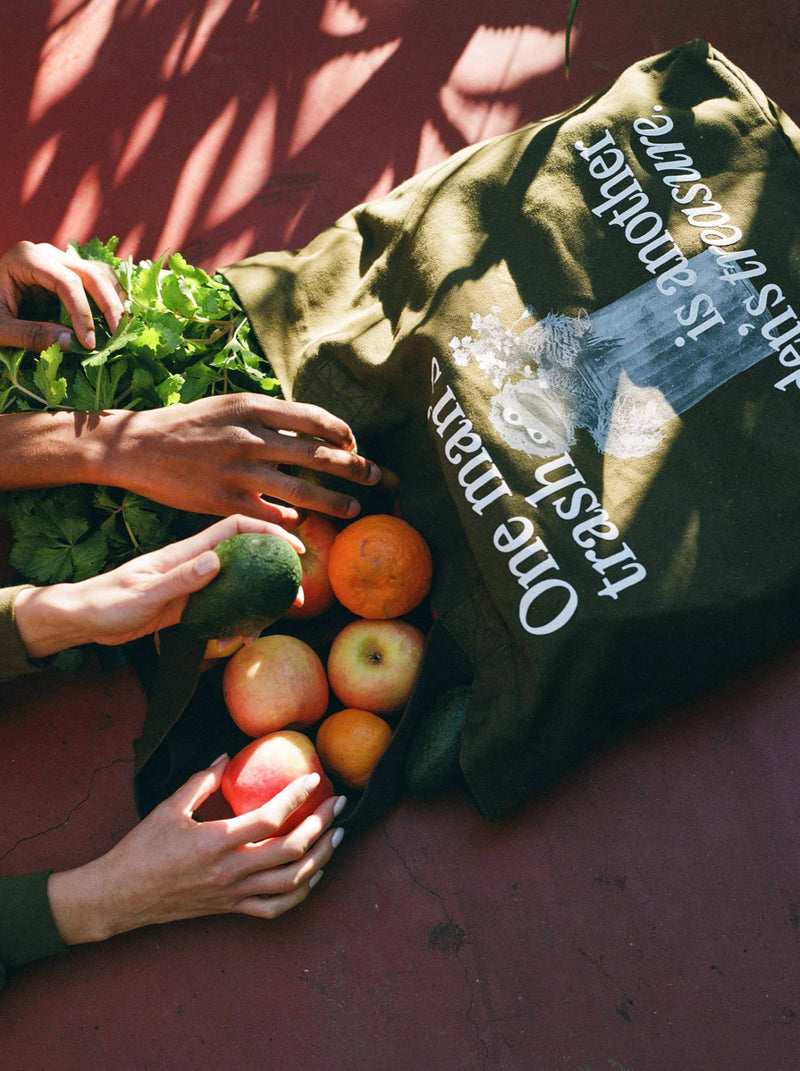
[315,707,393,789]
[327,513,433,619]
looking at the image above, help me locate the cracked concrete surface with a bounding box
[0,757,133,867]
[2,643,800,1069]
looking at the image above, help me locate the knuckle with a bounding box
[207,864,232,891]
[280,861,312,893]
[280,838,310,865]
[21,323,52,352]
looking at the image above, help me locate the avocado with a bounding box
[402,684,470,796]
[181,532,303,640]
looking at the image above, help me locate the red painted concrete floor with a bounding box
[1,2,799,1068]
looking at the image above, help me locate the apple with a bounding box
[223,634,329,736]
[326,618,425,715]
[221,730,334,834]
[285,512,338,620]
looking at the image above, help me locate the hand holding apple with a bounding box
[221,731,336,835]
[47,752,344,947]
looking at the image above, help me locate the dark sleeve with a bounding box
[0,584,41,683]
[0,871,67,986]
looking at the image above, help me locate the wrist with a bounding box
[47,865,117,946]
[13,584,91,659]
[68,409,136,487]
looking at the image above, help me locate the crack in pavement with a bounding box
[381,821,491,1068]
[0,757,134,864]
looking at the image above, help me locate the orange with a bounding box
[327,513,433,619]
[153,631,243,661]
[315,707,393,789]
[204,635,245,659]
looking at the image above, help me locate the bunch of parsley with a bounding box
[0,237,282,591]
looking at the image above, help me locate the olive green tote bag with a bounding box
[137,40,800,827]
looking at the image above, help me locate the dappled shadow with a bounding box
[0,0,583,271]
[2,1,798,272]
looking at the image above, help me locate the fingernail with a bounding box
[210,753,228,767]
[85,329,96,350]
[345,499,360,518]
[369,463,382,483]
[304,772,321,792]
[309,870,324,889]
[331,827,345,849]
[57,331,72,350]
[333,795,347,817]
[195,550,218,576]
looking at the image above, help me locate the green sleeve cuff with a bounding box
[0,871,67,975]
[0,584,41,682]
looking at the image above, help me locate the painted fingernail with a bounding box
[309,870,324,889]
[195,550,218,576]
[331,827,345,849]
[333,795,347,817]
[304,772,321,792]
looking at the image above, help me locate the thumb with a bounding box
[163,549,221,603]
[170,753,230,817]
[0,311,70,353]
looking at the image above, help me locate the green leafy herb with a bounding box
[0,237,282,588]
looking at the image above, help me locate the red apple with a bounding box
[326,618,425,715]
[285,512,338,620]
[221,730,334,834]
[223,634,329,736]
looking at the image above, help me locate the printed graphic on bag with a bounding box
[454,248,772,461]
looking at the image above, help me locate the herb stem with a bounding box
[9,378,49,409]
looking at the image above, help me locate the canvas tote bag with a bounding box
[136,40,800,827]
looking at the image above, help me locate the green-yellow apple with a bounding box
[326,618,425,715]
[223,634,329,736]
[221,730,334,834]
[286,512,338,620]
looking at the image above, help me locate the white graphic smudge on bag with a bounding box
[452,249,773,460]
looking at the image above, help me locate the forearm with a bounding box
[0,410,128,491]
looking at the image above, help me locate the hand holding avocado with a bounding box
[13,515,302,659]
[181,530,303,640]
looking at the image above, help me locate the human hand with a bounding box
[94,393,381,523]
[47,757,346,944]
[13,513,304,659]
[0,240,125,352]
